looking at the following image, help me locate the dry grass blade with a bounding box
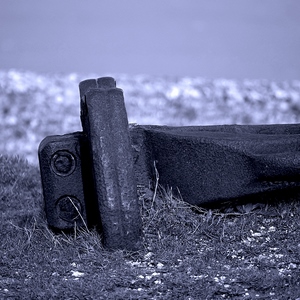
[151,160,159,208]
[67,196,89,233]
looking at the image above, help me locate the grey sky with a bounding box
[0,0,299,80]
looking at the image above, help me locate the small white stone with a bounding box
[251,232,262,237]
[268,226,276,232]
[71,270,84,278]
[274,254,284,259]
[289,263,297,269]
[144,252,153,260]
[157,263,164,269]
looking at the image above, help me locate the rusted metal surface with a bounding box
[39,76,300,250]
[130,124,300,205]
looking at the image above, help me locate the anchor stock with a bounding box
[38,77,300,250]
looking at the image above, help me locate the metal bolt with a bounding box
[56,196,82,222]
[51,150,76,177]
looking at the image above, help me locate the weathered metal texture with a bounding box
[130,124,300,205]
[79,77,142,251]
[39,75,300,250]
[38,132,98,230]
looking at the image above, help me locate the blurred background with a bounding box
[1,0,300,165]
[1,0,300,80]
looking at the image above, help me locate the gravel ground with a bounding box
[0,69,300,165]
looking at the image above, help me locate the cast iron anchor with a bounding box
[39,77,142,251]
[39,76,300,250]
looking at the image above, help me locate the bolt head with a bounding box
[56,196,82,222]
[51,150,76,176]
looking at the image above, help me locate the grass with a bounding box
[1,70,300,165]
[1,70,300,298]
[0,155,300,299]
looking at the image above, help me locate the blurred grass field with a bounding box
[0,70,300,298]
[1,69,300,164]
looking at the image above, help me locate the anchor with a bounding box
[38,77,300,250]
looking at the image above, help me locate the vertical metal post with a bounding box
[79,77,142,250]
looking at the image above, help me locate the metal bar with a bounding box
[130,124,300,205]
[79,77,142,251]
